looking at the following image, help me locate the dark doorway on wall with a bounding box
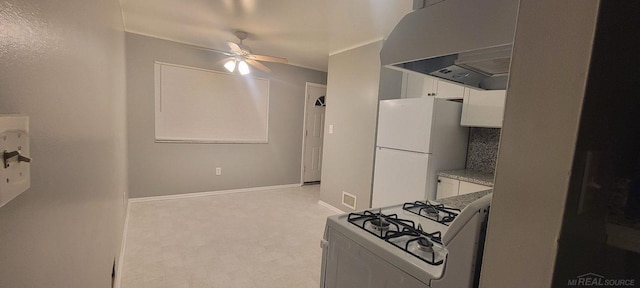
[552,1,640,286]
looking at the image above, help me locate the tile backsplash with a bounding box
[466,128,501,173]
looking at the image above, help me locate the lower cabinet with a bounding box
[436,176,491,199]
[436,176,460,199]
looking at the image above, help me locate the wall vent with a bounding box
[341,191,357,210]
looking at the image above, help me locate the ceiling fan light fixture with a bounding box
[238,60,250,75]
[222,30,286,74]
[224,59,236,72]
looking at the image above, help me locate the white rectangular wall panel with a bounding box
[0,115,30,208]
[155,62,270,143]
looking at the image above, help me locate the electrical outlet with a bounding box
[216,167,222,176]
[329,125,334,134]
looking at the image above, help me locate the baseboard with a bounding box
[114,200,131,288]
[129,183,303,203]
[318,200,345,214]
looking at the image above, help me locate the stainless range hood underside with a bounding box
[381,0,519,89]
[394,44,513,89]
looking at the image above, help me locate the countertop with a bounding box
[437,169,494,186]
[436,189,492,210]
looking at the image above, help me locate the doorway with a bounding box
[301,83,327,184]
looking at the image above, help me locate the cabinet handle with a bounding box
[437,179,441,183]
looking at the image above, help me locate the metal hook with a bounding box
[3,150,31,168]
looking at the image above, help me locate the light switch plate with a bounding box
[0,115,30,208]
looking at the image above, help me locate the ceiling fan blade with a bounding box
[248,54,288,64]
[219,51,235,56]
[245,59,272,73]
[227,41,243,54]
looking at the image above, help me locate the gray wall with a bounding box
[378,67,404,101]
[320,41,383,211]
[0,0,128,287]
[479,0,600,286]
[126,33,327,198]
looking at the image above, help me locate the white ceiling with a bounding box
[119,0,413,71]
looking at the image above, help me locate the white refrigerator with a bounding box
[371,97,469,207]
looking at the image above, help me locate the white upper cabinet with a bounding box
[400,71,507,128]
[434,80,465,100]
[402,72,464,99]
[404,72,429,98]
[460,88,507,128]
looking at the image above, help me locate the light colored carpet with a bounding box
[119,184,338,288]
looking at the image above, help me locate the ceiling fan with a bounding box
[223,31,288,75]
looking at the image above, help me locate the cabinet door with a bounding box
[436,176,460,199]
[460,89,507,127]
[405,72,427,98]
[458,181,492,195]
[403,73,465,99]
[434,80,465,99]
[423,76,438,96]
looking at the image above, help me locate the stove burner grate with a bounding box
[347,210,444,265]
[403,201,461,225]
[385,230,444,265]
[417,237,434,252]
[348,210,410,238]
[370,218,391,232]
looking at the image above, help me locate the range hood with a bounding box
[381,0,519,90]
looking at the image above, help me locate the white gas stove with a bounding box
[320,193,492,288]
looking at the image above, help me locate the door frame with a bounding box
[300,82,328,184]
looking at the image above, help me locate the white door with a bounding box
[302,83,327,183]
[371,147,430,207]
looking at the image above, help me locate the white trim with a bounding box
[300,82,328,184]
[329,37,384,56]
[300,83,310,184]
[114,200,131,288]
[318,200,345,214]
[129,184,302,203]
[125,32,328,72]
[284,61,328,73]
